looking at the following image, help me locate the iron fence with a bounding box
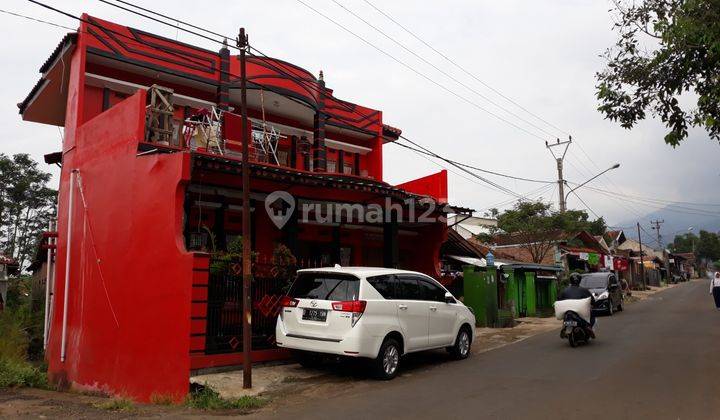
[204,259,295,354]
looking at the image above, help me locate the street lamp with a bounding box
[562,163,621,211]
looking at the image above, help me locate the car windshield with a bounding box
[580,275,608,289]
[288,272,360,301]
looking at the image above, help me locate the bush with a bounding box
[0,358,47,389]
[92,398,135,411]
[185,386,266,410]
[0,308,30,362]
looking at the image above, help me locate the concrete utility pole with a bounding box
[637,222,646,290]
[546,137,572,212]
[237,27,252,389]
[651,219,670,285]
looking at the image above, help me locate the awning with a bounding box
[447,255,563,272]
[446,255,486,268]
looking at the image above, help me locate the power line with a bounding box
[577,185,720,218]
[568,190,601,219]
[392,140,554,184]
[360,0,569,137]
[95,0,383,125]
[397,135,524,198]
[330,0,559,139]
[293,0,552,142]
[572,184,720,215]
[0,7,74,30]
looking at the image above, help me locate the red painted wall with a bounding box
[46,88,195,402]
[394,170,448,204]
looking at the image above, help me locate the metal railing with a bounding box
[204,259,296,354]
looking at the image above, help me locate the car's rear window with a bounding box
[288,272,360,301]
[580,275,608,289]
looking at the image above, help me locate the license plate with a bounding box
[302,309,327,322]
[564,320,578,327]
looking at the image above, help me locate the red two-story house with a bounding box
[19,15,469,401]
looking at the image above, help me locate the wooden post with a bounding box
[637,222,646,290]
[238,27,252,389]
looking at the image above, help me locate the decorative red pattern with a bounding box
[255,294,283,318]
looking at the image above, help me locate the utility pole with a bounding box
[637,222,646,290]
[237,27,252,389]
[651,219,669,286]
[546,136,572,212]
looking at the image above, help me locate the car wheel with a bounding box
[373,338,401,380]
[292,350,323,369]
[449,327,472,360]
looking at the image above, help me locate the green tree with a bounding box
[696,230,720,260]
[596,0,720,146]
[669,230,720,261]
[0,154,56,272]
[478,201,607,263]
[668,232,698,253]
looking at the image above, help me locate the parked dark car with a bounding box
[580,272,623,315]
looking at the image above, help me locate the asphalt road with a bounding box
[260,280,720,420]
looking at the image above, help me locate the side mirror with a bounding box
[444,291,455,304]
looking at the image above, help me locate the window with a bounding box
[289,273,360,301]
[327,160,337,173]
[418,279,446,302]
[367,275,397,299]
[396,276,422,300]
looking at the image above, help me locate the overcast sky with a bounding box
[2,0,719,228]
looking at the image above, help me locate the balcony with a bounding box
[143,85,375,180]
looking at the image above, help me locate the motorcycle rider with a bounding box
[558,272,596,328]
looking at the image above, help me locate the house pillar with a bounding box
[549,278,558,304]
[485,266,498,327]
[383,213,398,268]
[331,226,341,265]
[312,73,327,172]
[217,42,230,111]
[505,269,518,318]
[524,271,536,317]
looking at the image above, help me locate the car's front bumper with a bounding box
[592,298,611,311]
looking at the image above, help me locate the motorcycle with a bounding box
[554,297,594,348]
[560,310,595,347]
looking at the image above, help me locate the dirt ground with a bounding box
[0,280,688,418]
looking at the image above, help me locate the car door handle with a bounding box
[398,304,408,310]
[429,306,437,311]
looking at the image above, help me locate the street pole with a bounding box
[546,137,571,212]
[651,219,669,286]
[238,27,252,389]
[637,222,646,290]
[557,158,566,212]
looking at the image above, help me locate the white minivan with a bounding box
[275,266,476,379]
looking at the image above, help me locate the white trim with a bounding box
[325,138,372,154]
[84,72,216,109]
[61,170,76,363]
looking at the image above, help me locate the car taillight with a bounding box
[280,296,299,308]
[331,300,366,313]
[332,300,366,327]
